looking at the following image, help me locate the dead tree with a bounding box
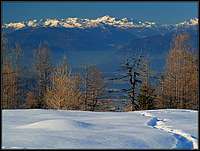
[110,56,147,111]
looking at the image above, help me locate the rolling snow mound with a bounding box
[2,109,198,149]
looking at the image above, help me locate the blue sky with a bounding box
[2,2,198,24]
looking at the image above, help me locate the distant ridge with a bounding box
[2,16,198,30]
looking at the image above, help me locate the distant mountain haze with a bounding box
[2,16,198,73]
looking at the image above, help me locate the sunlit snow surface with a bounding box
[2,109,198,149]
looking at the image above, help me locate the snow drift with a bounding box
[2,109,198,149]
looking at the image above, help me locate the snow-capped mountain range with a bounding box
[2,16,198,30]
[2,15,198,76]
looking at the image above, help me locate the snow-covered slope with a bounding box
[2,109,198,149]
[176,18,199,27]
[2,16,198,30]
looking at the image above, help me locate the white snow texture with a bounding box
[2,109,198,149]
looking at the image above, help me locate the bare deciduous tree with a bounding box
[83,65,105,111]
[2,61,17,109]
[1,35,19,109]
[25,91,37,109]
[34,43,53,108]
[161,33,199,109]
[44,56,83,110]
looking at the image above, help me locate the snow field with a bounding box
[2,109,198,149]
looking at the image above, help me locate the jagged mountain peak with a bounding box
[175,17,198,27]
[2,16,198,30]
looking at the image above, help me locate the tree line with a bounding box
[1,33,199,111]
[1,38,105,111]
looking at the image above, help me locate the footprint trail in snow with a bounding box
[140,111,198,149]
